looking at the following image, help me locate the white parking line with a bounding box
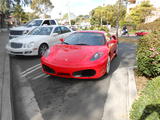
[21,65,42,77]
[20,63,41,75]
[32,73,46,80]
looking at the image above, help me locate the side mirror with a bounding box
[110,35,116,40]
[51,33,58,36]
[59,38,64,43]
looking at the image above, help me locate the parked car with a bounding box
[41,31,118,79]
[6,25,73,56]
[9,19,58,39]
[135,31,149,36]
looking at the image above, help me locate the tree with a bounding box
[125,0,154,25]
[90,4,126,27]
[31,0,54,18]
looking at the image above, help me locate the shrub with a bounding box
[130,76,160,120]
[136,29,160,78]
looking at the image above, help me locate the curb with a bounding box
[127,66,137,119]
[1,54,14,120]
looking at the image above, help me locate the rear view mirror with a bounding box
[59,38,64,43]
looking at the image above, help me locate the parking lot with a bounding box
[0,31,136,120]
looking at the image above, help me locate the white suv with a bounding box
[9,19,58,39]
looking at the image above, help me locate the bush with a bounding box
[136,29,160,78]
[130,76,160,120]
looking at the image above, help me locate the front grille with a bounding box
[57,73,70,76]
[10,30,23,35]
[11,42,23,48]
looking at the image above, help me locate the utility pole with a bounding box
[116,0,122,38]
[100,0,105,26]
[66,1,71,26]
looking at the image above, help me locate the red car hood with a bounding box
[45,44,108,66]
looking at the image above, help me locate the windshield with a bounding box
[25,20,43,27]
[28,27,53,35]
[64,32,106,45]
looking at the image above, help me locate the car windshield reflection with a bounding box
[28,27,53,35]
[64,32,106,46]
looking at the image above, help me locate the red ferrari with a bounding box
[135,31,149,36]
[41,31,118,79]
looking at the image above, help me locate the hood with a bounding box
[10,26,36,31]
[46,44,108,66]
[9,35,49,44]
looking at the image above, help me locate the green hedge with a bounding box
[130,76,160,120]
[136,29,160,78]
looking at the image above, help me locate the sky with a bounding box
[50,0,117,19]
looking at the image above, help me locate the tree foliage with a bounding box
[31,0,54,17]
[126,0,154,25]
[90,3,126,26]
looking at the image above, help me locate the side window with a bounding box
[54,27,61,34]
[42,20,50,25]
[61,26,71,34]
[50,20,56,25]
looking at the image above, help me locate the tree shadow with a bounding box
[139,104,160,120]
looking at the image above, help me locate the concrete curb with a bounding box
[1,54,14,120]
[127,66,137,119]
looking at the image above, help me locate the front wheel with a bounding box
[38,44,48,57]
[106,56,111,74]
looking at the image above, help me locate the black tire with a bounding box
[38,44,48,57]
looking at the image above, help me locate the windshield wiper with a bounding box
[74,43,89,45]
[63,42,70,45]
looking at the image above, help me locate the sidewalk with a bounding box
[102,67,137,120]
[0,31,13,120]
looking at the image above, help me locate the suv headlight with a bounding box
[23,30,29,34]
[24,42,35,48]
[90,52,103,61]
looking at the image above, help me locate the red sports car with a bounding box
[135,31,149,36]
[41,31,118,79]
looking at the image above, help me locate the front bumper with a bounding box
[6,45,38,56]
[41,58,107,79]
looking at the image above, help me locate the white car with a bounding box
[6,25,73,56]
[9,19,58,39]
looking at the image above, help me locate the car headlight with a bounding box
[43,49,50,57]
[90,52,103,61]
[23,30,29,34]
[24,42,35,48]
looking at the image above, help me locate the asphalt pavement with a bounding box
[10,40,137,120]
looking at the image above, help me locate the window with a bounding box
[50,20,56,25]
[54,27,61,34]
[60,26,71,34]
[42,20,50,25]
